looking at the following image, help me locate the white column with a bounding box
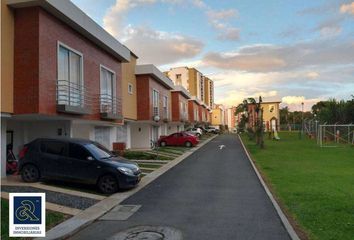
[1,118,7,178]
[126,123,131,149]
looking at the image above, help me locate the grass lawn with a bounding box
[1,198,68,240]
[137,163,163,169]
[123,151,173,160]
[241,131,354,240]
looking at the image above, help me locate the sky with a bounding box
[72,0,354,111]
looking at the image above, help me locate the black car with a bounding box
[18,138,141,194]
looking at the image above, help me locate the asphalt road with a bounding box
[70,134,290,240]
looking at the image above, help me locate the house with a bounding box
[170,85,191,133]
[119,52,139,149]
[0,0,132,177]
[131,64,174,149]
[188,97,202,125]
[247,101,281,131]
[211,104,226,126]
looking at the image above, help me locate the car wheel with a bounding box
[21,164,40,183]
[196,133,201,138]
[160,141,167,147]
[98,175,119,194]
[185,141,192,147]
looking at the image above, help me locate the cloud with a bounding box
[202,39,354,72]
[281,96,322,111]
[340,2,354,15]
[123,26,203,65]
[306,71,320,79]
[315,17,344,37]
[207,9,238,20]
[103,0,205,65]
[206,9,240,41]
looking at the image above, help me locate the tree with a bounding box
[237,96,264,148]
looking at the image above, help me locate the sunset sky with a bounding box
[72,0,354,111]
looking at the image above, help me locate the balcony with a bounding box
[56,80,91,114]
[162,108,169,122]
[100,94,122,120]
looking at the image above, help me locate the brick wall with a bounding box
[14,7,122,121]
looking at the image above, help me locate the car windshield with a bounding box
[85,142,113,160]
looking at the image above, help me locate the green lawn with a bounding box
[241,132,354,240]
[1,198,68,240]
[123,151,174,160]
[137,163,163,169]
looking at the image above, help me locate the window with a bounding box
[176,74,182,85]
[69,143,91,160]
[58,44,83,106]
[128,83,133,94]
[152,89,159,116]
[100,66,116,113]
[163,96,168,118]
[40,141,66,156]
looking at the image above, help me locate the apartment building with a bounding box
[170,85,190,133]
[131,64,174,149]
[0,0,132,176]
[166,67,214,126]
[226,107,237,130]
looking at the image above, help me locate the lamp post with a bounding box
[301,102,304,138]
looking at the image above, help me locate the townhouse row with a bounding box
[0,0,213,177]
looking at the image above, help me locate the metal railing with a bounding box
[153,106,159,117]
[100,94,121,115]
[57,79,87,107]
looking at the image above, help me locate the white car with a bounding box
[185,127,203,137]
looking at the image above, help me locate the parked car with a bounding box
[158,132,199,147]
[205,126,220,134]
[18,138,141,194]
[185,127,203,137]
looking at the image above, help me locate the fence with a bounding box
[318,124,354,147]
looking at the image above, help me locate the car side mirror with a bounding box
[87,156,94,161]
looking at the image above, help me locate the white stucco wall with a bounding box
[167,67,189,90]
[1,118,7,178]
[6,120,72,158]
[71,122,95,140]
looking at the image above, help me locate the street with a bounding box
[70,134,290,240]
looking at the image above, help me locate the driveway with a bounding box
[70,134,290,240]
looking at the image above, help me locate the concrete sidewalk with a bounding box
[69,135,295,240]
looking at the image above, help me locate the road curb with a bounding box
[39,135,217,240]
[238,135,300,240]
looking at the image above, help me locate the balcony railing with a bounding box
[56,79,91,114]
[100,94,122,120]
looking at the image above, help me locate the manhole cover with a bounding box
[107,225,182,240]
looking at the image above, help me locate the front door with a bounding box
[151,126,159,143]
[271,119,277,131]
[95,127,111,150]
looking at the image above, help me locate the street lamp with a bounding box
[301,102,304,138]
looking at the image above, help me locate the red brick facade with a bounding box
[14,7,122,121]
[171,92,188,122]
[136,74,171,122]
[188,100,198,123]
